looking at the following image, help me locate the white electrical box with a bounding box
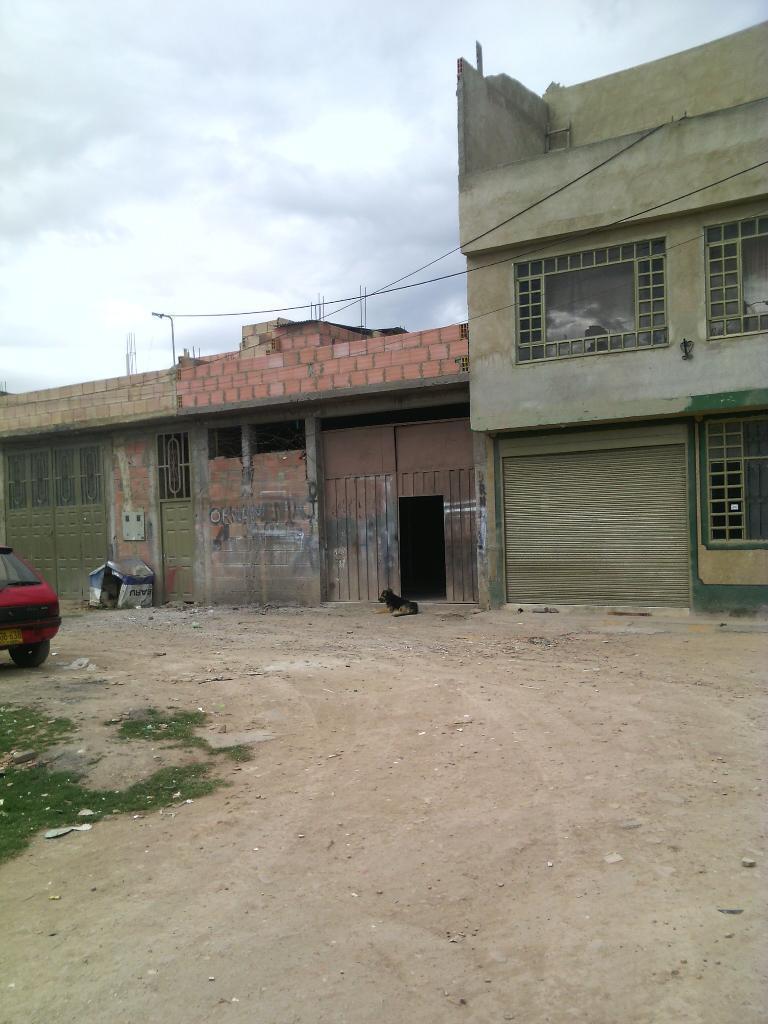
[123,509,146,541]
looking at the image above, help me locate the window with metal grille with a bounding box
[706,418,768,541]
[55,449,77,507]
[157,433,191,500]
[705,216,768,338]
[250,420,305,453]
[208,426,242,459]
[79,446,102,505]
[30,451,50,507]
[7,454,27,511]
[515,238,667,362]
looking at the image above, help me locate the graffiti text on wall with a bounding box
[209,500,310,526]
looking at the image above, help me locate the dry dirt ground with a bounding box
[0,602,766,1024]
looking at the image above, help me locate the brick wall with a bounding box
[177,323,469,410]
[207,449,319,605]
[111,435,157,568]
[0,370,176,438]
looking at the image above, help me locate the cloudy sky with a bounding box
[1,0,764,392]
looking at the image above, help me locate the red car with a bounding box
[0,546,61,668]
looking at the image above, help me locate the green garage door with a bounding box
[502,437,691,607]
[5,445,107,600]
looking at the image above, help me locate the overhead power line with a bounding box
[159,156,768,320]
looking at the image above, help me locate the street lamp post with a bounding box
[151,312,176,366]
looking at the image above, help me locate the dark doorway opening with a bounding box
[399,495,446,600]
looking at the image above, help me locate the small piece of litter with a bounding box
[45,824,93,839]
[547,861,554,868]
[741,858,756,868]
[77,809,95,817]
[48,895,61,900]
[604,853,623,864]
[717,908,744,915]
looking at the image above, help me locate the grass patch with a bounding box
[116,708,209,748]
[0,763,218,863]
[1,705,75,756]
[113,707,253,763]
[0,704,223,863]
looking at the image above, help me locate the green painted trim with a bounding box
[697,411,768,551]
[686,388,768,413]
[692,583,768,613]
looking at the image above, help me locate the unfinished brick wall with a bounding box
[207,449,319,605]
[0,371,177,438]
[111,435,157,569]
[177,323,469,409]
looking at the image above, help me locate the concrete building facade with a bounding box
[1,320,477,607]
[458,23,768,611]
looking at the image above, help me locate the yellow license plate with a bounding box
[0,628,23,645]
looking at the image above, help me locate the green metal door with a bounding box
[5,444,107,599]
[6,450,56,584]
[160,501,195,602]
[158,433,195,602]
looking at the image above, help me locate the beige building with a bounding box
[459,24,768,611]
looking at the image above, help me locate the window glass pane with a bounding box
[745,460,768,539]
[544,262,634,342]
[742,234,768,316]
[744,420,768,457]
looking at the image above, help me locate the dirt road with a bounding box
[1,603,765,1024]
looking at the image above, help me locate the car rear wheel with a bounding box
[9,640,51,668]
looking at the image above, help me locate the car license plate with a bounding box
[0,628,23,645]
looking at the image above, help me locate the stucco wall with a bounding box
[545,22,768,147]
[458,61,547,176]
[467,201,768,433]
[460,98,767,256]
[457,23,768,178]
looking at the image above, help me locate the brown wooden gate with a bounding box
[322,419,477,603]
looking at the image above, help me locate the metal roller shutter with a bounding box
[503,444,690,606]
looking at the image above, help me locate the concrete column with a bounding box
[474,430,504,608]
[189,424,210,606]
[304,414,324,604]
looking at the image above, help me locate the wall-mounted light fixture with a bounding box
[680,338,694,360]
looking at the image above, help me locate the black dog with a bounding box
[378,588,419,616]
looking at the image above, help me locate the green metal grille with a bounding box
[706,216,768,338]
[7,454,27,511]
[158,432,191,500]
[79,446,102,505]
[515,238,667,363]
